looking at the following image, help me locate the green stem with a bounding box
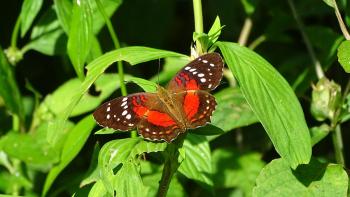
[193,0,203,33]
[332,0,350,40]
[12,114,20,132]
[332,125,345,166]
[287,0,325,79]
[11,16,21,48]
[238,17,253,46]
[248,35,266,50]
[95,0,135,137]
[156,136,186,197]
[95,0,127,96]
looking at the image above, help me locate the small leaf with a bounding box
[207,16,222,45]
[212,149,265,196]
[310,124,330,146]
[42,115,95,196]
[212,87,258,132]
[0,46,24,119]
[253,158,349,197]
[20,0,43,37]
[217,42,311,169]
[190,124,224,136]
[127,77,158,93]
[240,0,258,15]
[337,40,350,73]
[179,134,213,188]
[67,0,93,79]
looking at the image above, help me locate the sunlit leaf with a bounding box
[337,40,350,73]
[217,42,311,169]
[20,0,43,37]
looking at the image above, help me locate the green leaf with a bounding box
[25,6,66,55]
[207,16,222,45]
[337,40,350,73]
[179,134,213,188]
[253,158,349,197]
[190,124,225,136]
[42,115,95,196]
[67,0,93,79]
[212,87,258,132]
[217,42,311,169]
[54,0,72,33]
[322,0,335,7]
[212,149,265,196]
[0,46,24,119]
[0,131,59,167]
[20,0,43,37]
[98,138,166,194]
[114,162,146,196]
[127,77,158,93]
[150,56,189,84]
[88,180,107,197]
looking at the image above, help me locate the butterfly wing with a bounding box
[167,52,224,92]
[93,92,183,142]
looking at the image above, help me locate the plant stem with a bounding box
[95,0,136,137]
[238,17,253,46]
[332,0,350,40]
[95,0,127,96]
[287,0,325,80]
[248,35,266,50]
[332,125,345,166]
[157,136,185,197]
[11,16,21,48]
[193,0,203,33]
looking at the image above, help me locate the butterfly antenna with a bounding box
[157,58,161,85]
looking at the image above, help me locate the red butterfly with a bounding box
[93,53,224,142]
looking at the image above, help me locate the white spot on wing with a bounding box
[200,78,206,83]
[206,100,210,103]
[126,114,131,119]
[113,115,116,118]
[202,60,208,63]
[198,73,204,77]
[128,123,134,126]
[189,68,196,72]
[146,128,150,131]
[122,97,127,102]
[121,101,127,107]
[107,107,111,112]
[210,63,215,67]
[123,105,128,109]
[122,110,127,116]
[193,71,198,74]
[108,102,111,106]
[208,84,212,88]
[185,66,191,70]
[117,118,120,121]
[209,73,213,75]
[106,114,111,119]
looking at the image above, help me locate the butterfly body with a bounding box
[93,53,224,142]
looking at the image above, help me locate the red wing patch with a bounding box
[183,91,200,120]
[147,111,176,127]
[167,52,224,93]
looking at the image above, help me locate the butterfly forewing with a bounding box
[93,93,157,131]
[167,52,224,93]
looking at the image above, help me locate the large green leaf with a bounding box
[20,0,43,37]
[217,42,311,169]
[212,149,265,196]
[114,162,146,196]
[53,0,72,33]
[0,46,23,119]
[42,115,95,196]
[67,0,93,79]
[253,159,349,197]
[179,134,213,188]
[212,87,258,132]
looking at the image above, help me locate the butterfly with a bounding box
[93,52,224,142]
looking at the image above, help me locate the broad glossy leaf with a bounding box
[20,0,43,37]
[179,134,213,188]
[217,42,311,169]
[212,87,258,132]
[337,40,350,73]
[54,0,72,33]
[42,115,95,196]
[212,149,265,196]
[0,46,23,119]
[253,159,349,197]
[67,0,93,79]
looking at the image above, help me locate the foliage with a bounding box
[0,0,349,196]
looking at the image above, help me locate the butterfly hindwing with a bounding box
[167,52,224,93]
